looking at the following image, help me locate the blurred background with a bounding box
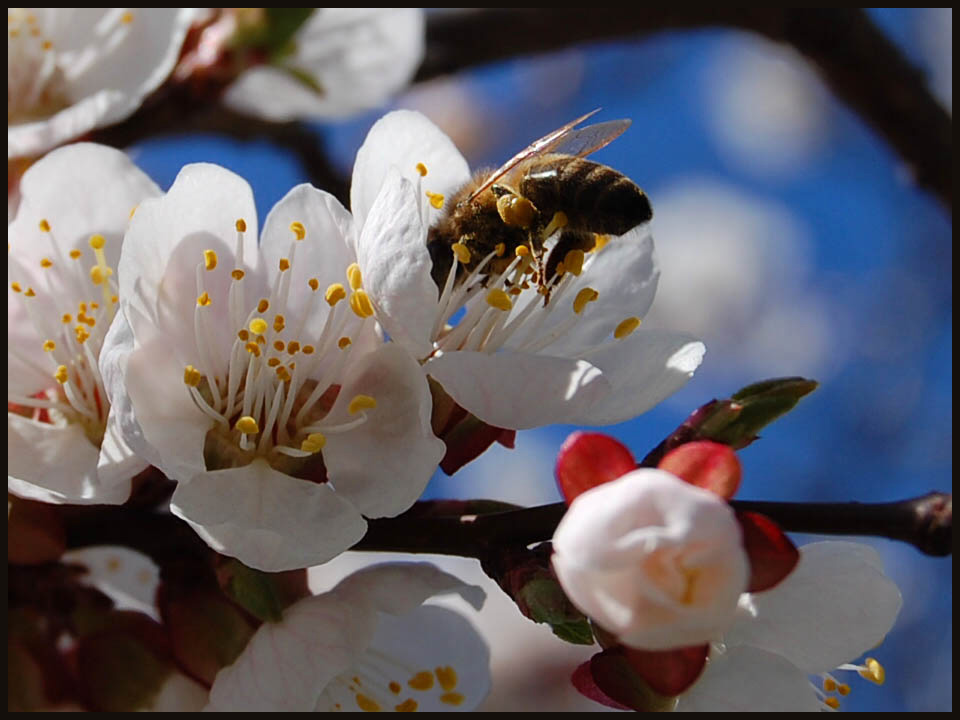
[129,8,951,711]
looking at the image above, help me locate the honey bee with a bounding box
[427,109,653,297]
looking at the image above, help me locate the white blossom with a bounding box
[223,8,425,122]
[8,143,159,504]
[206,562,490,712]
[101,163,444,571]
[551,468,749,650]
[676,541,902,712]
[8,8,198,159]
[347,109,705,431]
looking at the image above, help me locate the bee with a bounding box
[426,109,653,298]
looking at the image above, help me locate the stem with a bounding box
[353,492,952,558]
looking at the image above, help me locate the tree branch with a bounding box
[418,9,951,211]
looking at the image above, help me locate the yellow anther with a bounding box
[349,289,375,318]
[395,699,418,712]
[289,221,306,240]
[452,242,471,264]
[823,678,837,692]
[82,314,96,327]
[425,191,445,209]
[563,249,585,276]
[348,395,377,415]
[300,433,327,453]
[11,282,22,293]
[573,287,599,315]
[121,11,133,23]
[278,257,291,272]
[245,342,261,357]
[62,313,72,324]
[415,162,428,177]
[235,219,246,232]
[346,263,363,290]
[515,245,530,257]
[90,266,111,285]
[275,366,291,383]
[286,341,300,354]
[183,365,202,387]
[497,194,536,227]
[614,316,641,339]
[837,684,851,696]
[435,666,457,692]
[267,357,281,367]
[129,205,137,220]
[204,249,218,271]
[554,261,565,277]
[231,269,245,281]
[486,288,513,312]
[494,242,506,257]
[197,292,212,307]
[859,658,885,685]
[273,314,285,332]
[824,697,840,710]
[78,302,87,313]
[69,249,82,260]
[338,336,352,350]
[509,286,522,295]
[408,672,434,691]
[355,694,380,712]
[39,219,50,232]
[43,340,55,352]
[89,234,105,250]
[326,283,347,306]
[42,39,52,50]
[90,302,99,309]
[40,257,52,268]
[249,318,268,335]
[273,340,285,352]
[54,365,68,384]
[543,210,569,237]
[257,335,266,345]
[75,325,90,343]
[591,234,610,252]
[257,298,269,313]
[302,345,315,355]
[237,329,250,341]
[389,682,402,695]
[110,294,118,304]
[308,277,319,292]
[235,416,260,435]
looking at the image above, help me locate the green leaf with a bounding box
[222,560,284,623]
[551,619,595,645]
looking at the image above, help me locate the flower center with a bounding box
[8,221,118,446]
[185,220,377,476]
[320,654,467,712]
[415,160,642,361]
[7,9,136,124]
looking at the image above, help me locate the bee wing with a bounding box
[468,109,630,202]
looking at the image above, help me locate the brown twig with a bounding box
[417,9,951,211]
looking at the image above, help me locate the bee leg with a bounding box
[542,229,595,305]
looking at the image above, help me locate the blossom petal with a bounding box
[259,183,356,339]
[356,170,437,358]
[723,541,902,673]
[205,590,367,712]
[119,162,261,347]
[207,562,485,713]
[7,413,129,505]
[170,459,368,572]
[351,109,470,228]
[9,9,198,158]
[426,350,611,430]
[223,9,425,122]
[506,226,659,358]
[674,645,821,712]
[321,344,445,518]
[571,331,706,426]
[315,605,490,712]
